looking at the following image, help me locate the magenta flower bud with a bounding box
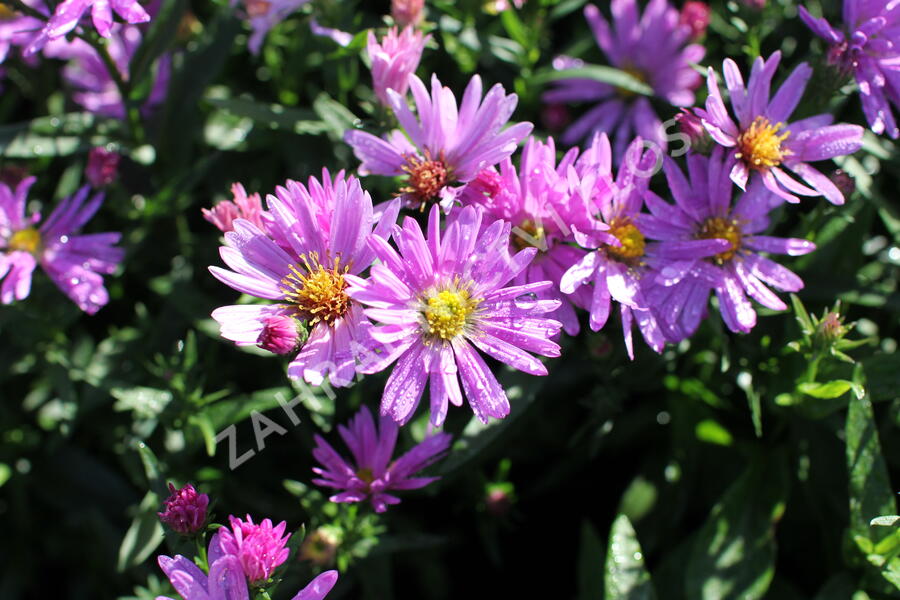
[675,108,712,153]
[679,1,710,40]
[202,183,268,233]
[86,147,120,188]
[217,514,291,585]
[368,27,430,106]
[829,170,855,199]
[256,314,301,355]
[391,0,423,27]
[158,483,209,535]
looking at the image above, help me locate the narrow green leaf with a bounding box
[578,520,604,600]
[605,514,656,600]
[313,92,360,142]
[534,64,654,96]
[797,380,854,399]
[871,516,900,527]
[117,491,165,572]
[129,0,186,95]
[790,294,815,336]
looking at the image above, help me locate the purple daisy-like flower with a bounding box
[543,0,704,154]
[24,0,150,55]
[43,24,170,119]
[235,0,311,55]
[158,522,338,599]
[312,405,451,512]
[368,26,430,106]
[346,204,562,426]
[344,73,533,211]
[799,1,900,138]
[457,136,597,336]
[698,50,864,205]
[209,170,400,387]
[559,135,728,357]
[0,0,47,64]
[640,147,816,334]
[0,177,123,313]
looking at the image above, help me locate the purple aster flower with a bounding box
[309,18,353,47]
[368,26,430,106]
[209,170,400,387]
[158,483,209,535]
[44,24,169,119]
[344,73,533,211]
[0,177,123,313]
[235,0,311,55]
[0,0,47,64]
[346,205,562,426]
[640,147,816,334]
[698,51,864,205]
[158,523,338,599]
[25,0,150,55]
[312,405,451,512]
[543,0,705,155]
[560,135,729,357]
[799,1,900,139]
[456,136,597,336]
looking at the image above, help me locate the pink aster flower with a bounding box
[236,0,311,55]
[25,0,150,55]
[158,522,338,599]
[543,0,705,154]
[44,24,169,119]
[640,147,816,334]
[799,1,900,138]
[368,26,430,106]
[698,51,864,205]
[158,483,209,535]
[312,406,451,512]
[203,183,270,234]
[560,135,728,357]
[209,170,400,387]
[0,177,122,313]
[346,205,562,426]
[391,0,424,27]
[457,136,597,336]
[344,73,533,211]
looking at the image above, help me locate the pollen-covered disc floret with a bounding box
[735,117,790,170]
[209,169,400,387]
[606,217,646,262]
[346,205,562,426]
[281,253,351,326]
[400,151,450,206]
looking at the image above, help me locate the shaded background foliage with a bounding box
[1,0,900,598]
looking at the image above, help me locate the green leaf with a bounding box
[791,294,815,336]
[846,394,897,545]
[605,514,656,600]
[129,0,186,96]
[685,456,787,600]
[578,520,604,600]
[534,64,654,97]
[695,419,733,446]
[862,354,900,403]
[313,92,360,142]
[205,95,327,135]
[871,516,900,527]
[117,491,165,572]
[112,387,173,419]
[797,380,854,399]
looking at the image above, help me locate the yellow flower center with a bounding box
[0,4,20,19]
[697,217,742,263]
[356,467,375,484]
[511,220,547,252]
[8,228,41,254]
[401,151,450,208]
[735,116,791,170]
[423,288,479,340]
[281,253,351,326]
[606,218,646,262]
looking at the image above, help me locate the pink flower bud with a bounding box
[202,183,267,233]
[257,314,301,355]
[391,0,423,27]
[86,147,120,188]
[368,27,429,106]
[158,483,209,535]
[679,1,710,40]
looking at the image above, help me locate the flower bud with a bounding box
[679,1,710,40]
[86,147,120,188]
[257,314,302,355]
[391,0,423,27]
[158,483,209,535]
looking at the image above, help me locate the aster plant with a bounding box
[311,405,452,512]
[698,51,864,204]
[24,0,150,56]
[0,177,123,313]
[209,170,400,387]
[543,0,705,154]
[367,26,430,106]
[344,73,533,211]
[799,0,900,139]
[641,147,816,334]
[346,205,562,426]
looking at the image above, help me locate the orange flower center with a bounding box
[0,4,20,19]
[735,116,791,170]
[511,220,547,252]
[281,253,351,326]
[243,0,272,17]
[401,151,449,207]
[697,217,742,263]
